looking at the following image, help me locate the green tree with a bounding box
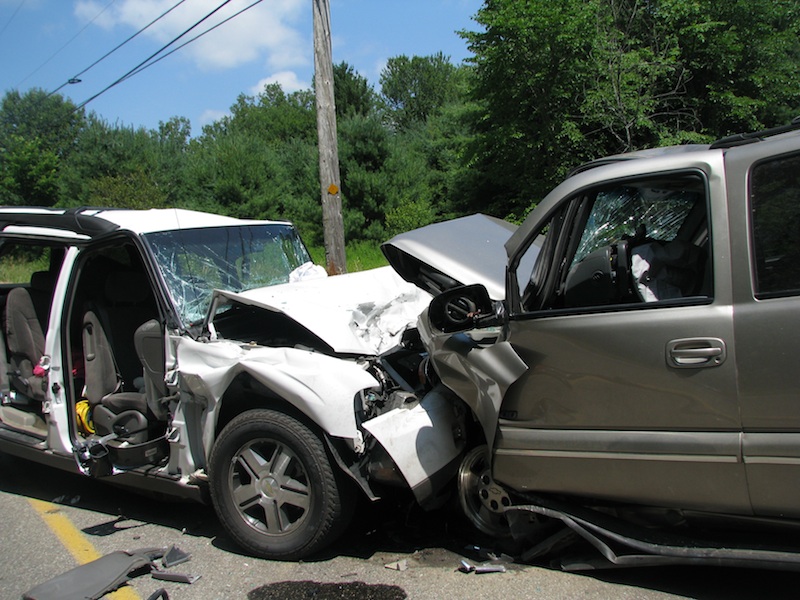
[210,84,317,143]
[380,52,466,130]
[333,61,377,119]
[0,89,85,157]
[59,116,188,209]
[190,85,319,230]
[463,0,600,216]
[663,0,800,133]
[463,0,800,217]
[0,134,59,205]
[0,89,85,206]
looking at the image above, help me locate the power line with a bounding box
[49,0,190,97]
[0,0,27,39]
[122,0,264,84]
[75,0,240,112]
[16,0,117,88]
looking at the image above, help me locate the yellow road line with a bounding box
[28,498,141,600]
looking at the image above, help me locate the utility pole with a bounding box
[313,0,346,275]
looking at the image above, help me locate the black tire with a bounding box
[208,408,353,560]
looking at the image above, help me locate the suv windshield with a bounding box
[144,224,311,326]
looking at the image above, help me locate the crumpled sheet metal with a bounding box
[176,336,378,448]
[212,266,431,355]
[419,314,528,449]
[362,387,463,504]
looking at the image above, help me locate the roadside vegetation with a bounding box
[2,0,799,270]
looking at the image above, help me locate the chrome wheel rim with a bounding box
[228,438,311,536]
[457,445,512,537]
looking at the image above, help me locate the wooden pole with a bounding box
[313,0,346,275]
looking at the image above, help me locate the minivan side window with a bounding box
[750,153,800,298]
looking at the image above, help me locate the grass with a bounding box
[0,254,49,284]
[307,240,388,273]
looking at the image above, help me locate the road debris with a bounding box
[22,544,198,600]
[384,559,409,571]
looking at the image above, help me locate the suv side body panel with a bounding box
[725,133,800,516]
[490,151,751,514]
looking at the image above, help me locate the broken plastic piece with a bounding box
[23,547,165,600]
[161,545,191,569]
[383,559,408,571]
[474,563,507,574]
[458,559,508,574]
[151,570,201,584]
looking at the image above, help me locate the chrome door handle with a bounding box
[666,338,727,368]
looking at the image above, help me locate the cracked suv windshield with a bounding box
[144,224,312,326]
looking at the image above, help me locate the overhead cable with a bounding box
[0,0,27,40]
[122,0,265,84]
[49,0,190,97]
[16,0,117,88]
[75,0,240,111]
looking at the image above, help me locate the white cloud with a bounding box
[199,108,229,126]
[74,0,311,71]
[250,71,309,95]
[373,58,387,80]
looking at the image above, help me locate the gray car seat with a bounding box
[82,310,150,444]
[133,319,171,422]
[5,287,47,403]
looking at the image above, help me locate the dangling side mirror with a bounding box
[428,284,498,333]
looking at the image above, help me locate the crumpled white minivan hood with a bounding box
[208,266,432,355]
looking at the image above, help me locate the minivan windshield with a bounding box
[144,224,312,326]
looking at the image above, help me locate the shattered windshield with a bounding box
[144,224,312,326]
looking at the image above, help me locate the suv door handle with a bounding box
[666,338,727,368]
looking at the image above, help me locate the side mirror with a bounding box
[428,284,497,333]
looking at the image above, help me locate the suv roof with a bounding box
[570,117,800,177]
[0,207,288,240]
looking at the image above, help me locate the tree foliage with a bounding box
[463,0,800,216]
[380,52,467,131]
[0,89,86,206]
[3,7,799,244]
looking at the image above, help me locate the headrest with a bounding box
[30,271,56,292]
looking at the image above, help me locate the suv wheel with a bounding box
[457,445,513,538]
[209,408,352,559]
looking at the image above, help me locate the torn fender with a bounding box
[418,312,528,449]
[362,386,464,507]
[175,336,378,453]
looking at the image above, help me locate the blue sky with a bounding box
[0,0,483,134]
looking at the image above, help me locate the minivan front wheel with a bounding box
[209,409,352,560]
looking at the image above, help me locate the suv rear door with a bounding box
[725,132,800,518]
[496,152,750,514]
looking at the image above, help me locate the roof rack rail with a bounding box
[0,206,120,237]
[709,116,800,149]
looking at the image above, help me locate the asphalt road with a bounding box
[1,451,799,600]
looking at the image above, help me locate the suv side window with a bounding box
[519,172,710,312]
[750,152,800,298]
